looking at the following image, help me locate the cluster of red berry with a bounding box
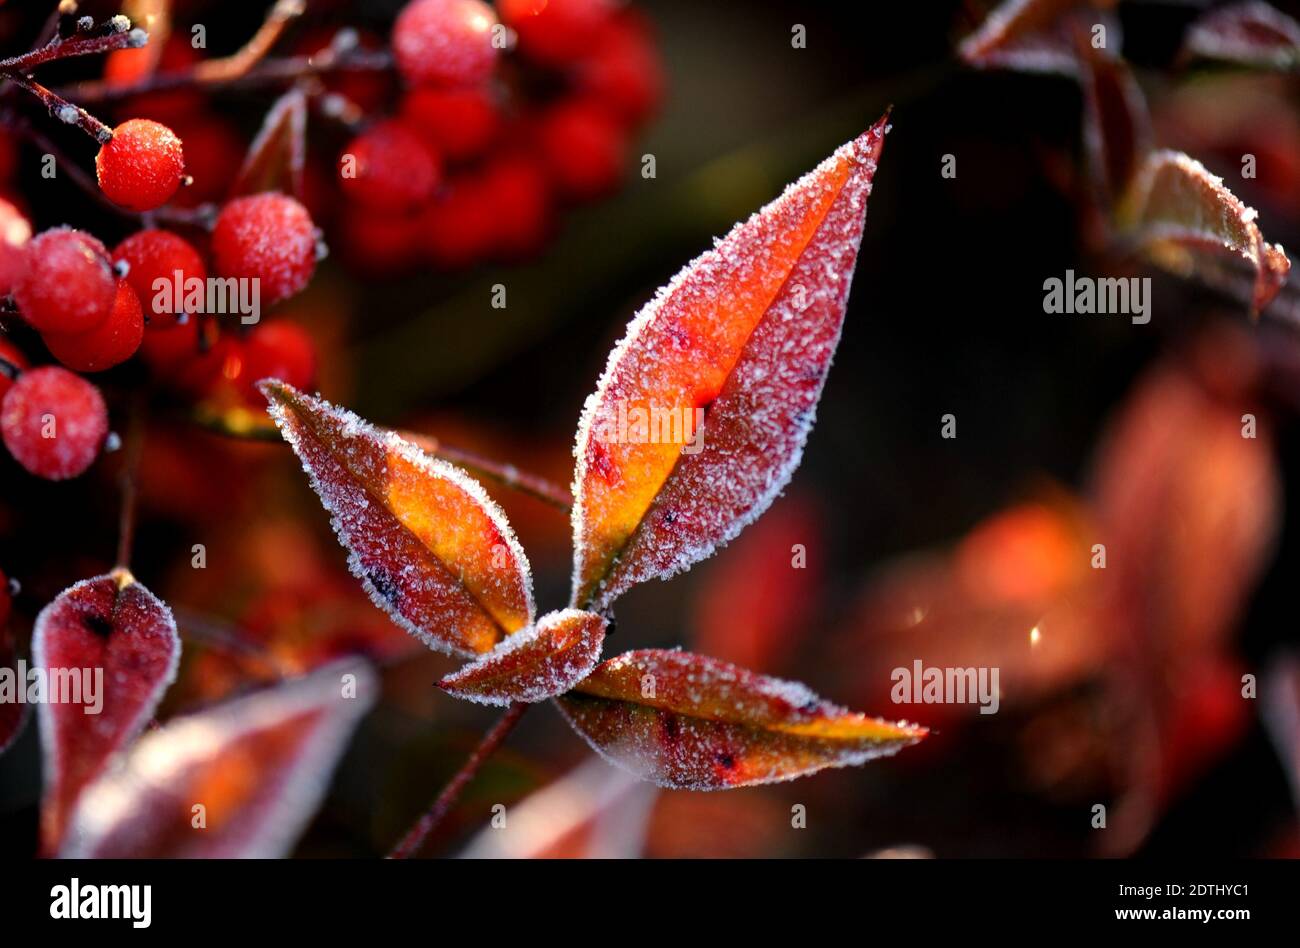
[332,0,663,273]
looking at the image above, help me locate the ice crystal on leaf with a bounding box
[569,115,890,612]
[557,649,927,790]
[439,609,607,706]
[261,380,535,657]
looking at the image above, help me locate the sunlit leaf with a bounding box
[570,116,889,611]
[261,380,534,657]
[557,649,926,789]
[439,609,606,706]
[1121,150,1291,315]
[1182,1,1300,70]
[59,659,376,858]
[33,569,181,854]
[958,0,1114,76]
[458,757,656,858]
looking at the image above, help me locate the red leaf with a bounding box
[438,609,606,706]
[1121,150,1291,316]
[958,0,1115,76]
[230,87,308,200]
[59,659,376,858]
[1079,41,1151,206]
[33,569,180,854]
[262,381,535,657]
[1182,1,1300,70]
[557,649,926,789]
[570,116,889,612]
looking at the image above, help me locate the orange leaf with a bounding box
[557,649,926,789]
[262,381,534,656]
[1121,150,1291,316]
[33,569,180,854]
[439,609,607,705]
[60,659,376,858]
[570,116,889,611]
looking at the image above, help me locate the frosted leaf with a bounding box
[1121,150,1291,316]
[261,381,534,657]
[570,115,890,612]
[958,0,1119,77]
[1182,1,1300,70]
[439,609,606,706]
[60,659,377,858]
[32,569,181,854]
[556,649,926,790]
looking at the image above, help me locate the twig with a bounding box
[387,702,530,859]
[188,0,307,84]
[6,72,111,143]
[114,395,146,570]
[0,16,142,74]
[399,430,574,512]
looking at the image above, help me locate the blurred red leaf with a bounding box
[958,0,1114,76]
[1079,39,1151,206]
[1121,150,1291,316]
[570,116,889,611]
[690,493,821,673]
[439,609,607,706]
[33,569,181,854]
[557,649,926,789]
[1182,1,1300,70]
[60,659,376,858]
[231,86,308,200]
[262,381,535,657]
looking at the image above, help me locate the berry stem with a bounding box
[5,73,112,143]
[0,16,142,74]
[386,701,531,859]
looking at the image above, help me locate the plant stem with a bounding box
[114,395,145,570]
[387,701,531,859]
[399,430,574,512]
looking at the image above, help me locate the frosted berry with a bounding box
[421,176,498,268]
[481,153,552,258]
[0,337,28,401]
[113,229,207,327]
[212,193,319,306]
[500,0,613,66]
[96,119,186,212]
[1,366,108,480]
[578,12,664,124]
[43,281,144,373]
[14,228,116,335]
[242,322,317,397]
[536,99,628,201]
[0,197,31,297]
[339,121,441,212]
[392,0,499,88]
[139,315,201,383]
[400,87,499,162]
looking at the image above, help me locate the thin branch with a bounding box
[0,16,143,74]
[399,430,575,512]
[6,72,111,143]
[189,0,307,84]
[114,395,146,570]
[387,702,530,859]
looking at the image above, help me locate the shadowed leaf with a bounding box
[958,0,1113,76]
[261,381,534,657]
[1182,1,1300,70]
[557,649,926,789]
[1121,150,1291,315]
[33,570,181,854]
[231,86,308,200]
[570,116,889,611]
[59,659,376,858]
[439,609,606,706]
[1080,39,1151,206]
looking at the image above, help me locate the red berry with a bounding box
[1,366,108,480]
[578,12,664,125]
[14,228,116,335]
[42,281,144,373]
[165,116,243,207]
[536,99,628,201]
[481,153,552,258]
[96,119,186,212]
[0,337,28,401]
[393,0,499,87]
[0,196,31,297]
[212,193,319,306]
[421,176,498,269]
[400,87,499,162]
[339,121,441,212]
[335,205,424,276]
[242,322,317,397]
[500,0,614,66]
[113,229,208,327]
[139,316,201,383]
